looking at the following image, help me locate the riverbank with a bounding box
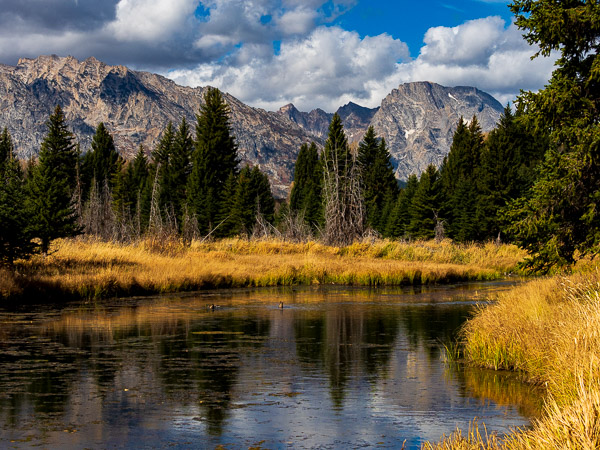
[0,237,525,302]
[426,269,600,448]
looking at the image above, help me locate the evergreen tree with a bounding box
[151,122,175,220]
[504,0,600,271]
[322,113,364,245]
[82,122,122,196]
[385,174,418,238]
[0,128,35,265]
[27,105,80,254]
[408,165,441,240]
[475,105,546,241]
[250,165,275,225]
[440,116,485,242]
[187,88,239,234]
[230,166,276,235]
[169,117,194,226]
[357,127,399,234]
[289,142,323,231]
[217,171,239,237]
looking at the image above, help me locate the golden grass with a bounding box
[428,269,600,449]
[0,237,525,302]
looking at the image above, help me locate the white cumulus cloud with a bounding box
[108,0,198,42]
[168,16,555,112]
[169,26,410,112]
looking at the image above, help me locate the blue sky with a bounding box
[0,0,555,112]
[332,0,514,56]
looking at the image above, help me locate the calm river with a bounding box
[0,282,542,448]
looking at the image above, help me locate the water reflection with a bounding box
[0,283,541,448]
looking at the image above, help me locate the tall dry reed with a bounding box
[429,269,600,449]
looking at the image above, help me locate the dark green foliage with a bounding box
[112,146,150,236]
[0,128,35,265]
[475,106,546,241]
[229,166,275,235]
[150,122,175,218]
[148,120,193,229]
[440,117,485,242]
[27,105,81,254]
[358,127,399,234]
[289,142,323,231]
[322,113,351,177]
[188,88,239,234]
[170,118,194,224]
[408,165,441,240]
[216,171,239,237]
[385,174,418,238]
[504,0,600,271]
[81,123,122,196]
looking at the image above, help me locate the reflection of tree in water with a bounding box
[0,305,271,438]
[293,305,401,410]
[399,304,472,359]
[0,333,79,423]
[158,313,270,435]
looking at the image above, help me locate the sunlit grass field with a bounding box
[0,237,525,302]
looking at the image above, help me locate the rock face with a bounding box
[336,102,379,144]
[0,55,316,197]
[276,103,332,140]
[369,82,503,179]
[276,101,378,144]
[0,55,504,196]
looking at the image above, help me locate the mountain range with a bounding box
[0,55,504,197]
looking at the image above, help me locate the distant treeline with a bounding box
[0,87,547,267]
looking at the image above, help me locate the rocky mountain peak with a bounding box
[0,54,316,198]
[370,81,503,179]
[0,55,505,197]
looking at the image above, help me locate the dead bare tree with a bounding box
[433,210,445,243]
[322,140,365,246]
[147,164,163,236]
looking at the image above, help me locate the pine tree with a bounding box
[216,171,239,237]
[27,105,81,254]
[0,128,35,265]
[229,166,275,236]
[408,165,441,240]
[289,142,323,232]
[82,122,122,194]
[250,165,275,226]
[440,116,485,242]
[385,174,418,238]
[358,127,399,234]
[504,0,600,270]
[475,105,546,241]
[151,122,175,221]
[169,117,194,226]
[187,88,239,234]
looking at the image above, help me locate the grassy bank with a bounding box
[426,269,600,449]
[0,237,525,302]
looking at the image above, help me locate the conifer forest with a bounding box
[0,86,554,272]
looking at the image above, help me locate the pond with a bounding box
[0,282,542,448]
